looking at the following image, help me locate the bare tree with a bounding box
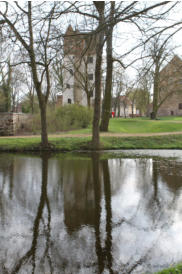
[100,1,115,131]
[92,1,105,149]
[0,2,72,147]
[142,34,179,119]
[98,1,174,132]
[135,71,151,116]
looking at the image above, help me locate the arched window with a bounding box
[68,98,72,104]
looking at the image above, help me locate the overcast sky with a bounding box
[113,1,182,81]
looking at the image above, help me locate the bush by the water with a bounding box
[25,104,93,133]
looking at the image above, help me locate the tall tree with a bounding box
[99,1,174,130]
[0,2,72,147]
[143,34,177,119]
[100,2,115,131]
[92,1,105,149]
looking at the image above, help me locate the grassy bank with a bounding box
[67,117,182,135]
[156,263,182,273]
[1,134,182,151]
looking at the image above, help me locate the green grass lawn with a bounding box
[109,118,182,133]
[67,117,182,135]
[1,134,182,151]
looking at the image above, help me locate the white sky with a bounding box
[2,1,182,95]
[113,1,182,81]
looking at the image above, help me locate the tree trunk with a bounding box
[92,49,103,149]
[117,103,120,117]
[117,97,120,117]
[131,103,134,118]
[92,153,104,273]
[92,2,105,149]
[100,27,113,131]
[87,93,91,108]
[124,106,126,118]
[102,160,113,273]
[100,3,114,132]
[28,2,49,147]
[39,101,49,147]
[152,65,159,120]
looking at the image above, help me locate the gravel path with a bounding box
[1,131,182,138]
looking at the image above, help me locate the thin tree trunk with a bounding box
[100,28,113,131]
[124,106,126,118]
[87,93,91,108]
[117,97,120,117]
[118,104,120,117]
[39,102,48,147]
[92,153,104,273]
[102,160,113,273]
[28,2,49,147]
[131,103,134,118]
[100,3,114,132]
[152,65,159,120]
[92,49,103,149]
[92,2,105,149]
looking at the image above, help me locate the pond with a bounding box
[0,150,182,274]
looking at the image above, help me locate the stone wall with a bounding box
[0,113,31,136]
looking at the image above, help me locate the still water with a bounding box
[0,150,182,274]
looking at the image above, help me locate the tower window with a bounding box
[68,98,72,104]
[69,69,73,76]
[66,84,70,88]
[87,56,93,63]
[88,73,93,80]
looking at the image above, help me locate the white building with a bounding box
[62,25,96,107]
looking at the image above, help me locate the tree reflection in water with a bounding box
[0,153,182,273]
[93,154,114,273]
[102,159,113,273]
[10,153,52,274]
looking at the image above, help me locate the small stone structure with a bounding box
[0,113,31,136]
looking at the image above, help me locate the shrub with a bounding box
[25,104,93,133]
[55,104,93,131]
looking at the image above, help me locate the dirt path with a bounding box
[1,131,182,138]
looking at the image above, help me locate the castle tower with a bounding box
[62,25,96,106]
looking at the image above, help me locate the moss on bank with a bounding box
[0,134,182,151]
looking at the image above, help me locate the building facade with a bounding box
[62,25,96,107]
[157,55,182,116]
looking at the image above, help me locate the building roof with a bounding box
[64,25,97,56]
[160,55,182,75]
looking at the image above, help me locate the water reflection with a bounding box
[0,153,182,273]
